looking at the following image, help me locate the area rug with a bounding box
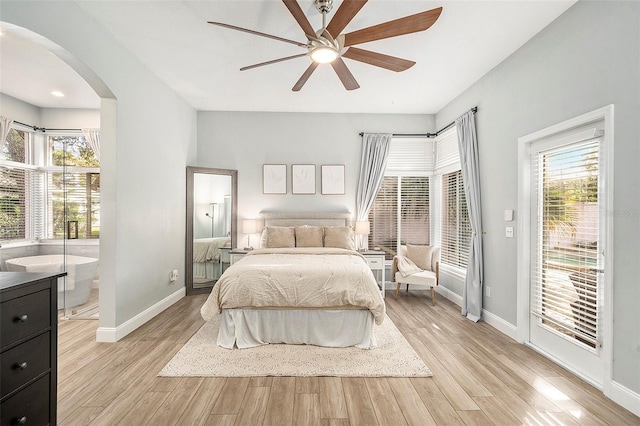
[158,315,431,377]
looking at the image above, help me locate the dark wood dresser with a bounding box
[1,272,64,426]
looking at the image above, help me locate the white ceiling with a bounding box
[0,0,576,114]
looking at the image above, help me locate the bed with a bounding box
[200,212,385,349]
[193,236,231,283]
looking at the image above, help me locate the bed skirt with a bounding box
[217,309,376,349]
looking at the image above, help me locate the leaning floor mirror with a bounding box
[186,166,237,295]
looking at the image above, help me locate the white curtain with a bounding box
[1,115,14,154]
[82,128,101,161]
[355,133,392,250]
[456,111,484,322]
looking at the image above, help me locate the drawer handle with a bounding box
[17,314,28,322]
[13,417,27,425]
[13,361,28,370]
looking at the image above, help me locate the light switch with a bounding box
[506,227,514,238]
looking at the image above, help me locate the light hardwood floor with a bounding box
[57,292,639,425]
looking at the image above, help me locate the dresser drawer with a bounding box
[1,374,50,426]
[365,257,384,269]
[0,289,51,350]
[1,332,51,398]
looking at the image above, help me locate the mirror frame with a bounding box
[186,166,238,295]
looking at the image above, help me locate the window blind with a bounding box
[386,138,434,173]
[0,166,42,241]
[531,139,600,348]
[435,129,459,170]
[47,171,100,239]
[440,170,471,269]
[367,176,430,260]
[0,166,27,241]
[368,176,398,259]
[400,176,430,245]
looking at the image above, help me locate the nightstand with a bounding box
[229,249,250,265]
[360,251,386,298]
[219,247,231,275]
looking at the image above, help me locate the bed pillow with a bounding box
[259,228,268,248]
[266,226,296,248]
[323,226,355,250]
[295,226,323,247]
[406,244,434,271]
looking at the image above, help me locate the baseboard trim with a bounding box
[611,380,640,417]
[427,284,638,416]
[436,285,463,306]
[482,308,518,341]
[96,287,185,342]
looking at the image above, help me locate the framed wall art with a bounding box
[292,164,316,194]
[321,165,345,195]
[263,164,287,194]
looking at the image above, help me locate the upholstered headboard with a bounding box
[261,211,352,228]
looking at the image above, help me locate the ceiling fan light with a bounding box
[311,46,338,64]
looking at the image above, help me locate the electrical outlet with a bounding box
[486,287,491,297]
[505,227,514,238]
[169,269,178,282]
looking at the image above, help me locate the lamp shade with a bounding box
[243,219,257,234]
[355,221,370,235]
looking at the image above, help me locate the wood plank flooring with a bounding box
[57,292,639,425]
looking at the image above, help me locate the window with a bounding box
[433,128,472,273]
[49,135,99,167]
[532,137,600,347]
[46,135,100,239]
[0,129,100,243]
[440,170,471,269]
[1,128,27,162]
[364,130,473,275]
[368,138,432,260]
[0,129,37,242]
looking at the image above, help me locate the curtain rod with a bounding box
[14,120,81,133]
[359,106,477,139]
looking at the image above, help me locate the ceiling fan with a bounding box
[208,0,442,91]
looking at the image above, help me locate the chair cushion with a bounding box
[406,244,434,271]
[395,270,437,287]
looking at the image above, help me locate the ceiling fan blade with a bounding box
[343,7,443,47]
[326,0,367,38]
[282,0,316,37]
[292,62,319,91]
[330,58,360,90]
[240,53,308,71]
[342,47,415,72]
[208,21,307,47]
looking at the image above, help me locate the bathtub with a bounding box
[5,255,99,309]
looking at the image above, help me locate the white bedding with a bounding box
[201,247,385,324]
[193,237,230,263]
[217,309,376,349]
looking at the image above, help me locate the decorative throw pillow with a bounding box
[266,226,295,248]
[406,244,434,271]
[295,226,323,247]
[323,226,355,250]
[259,228,268,248]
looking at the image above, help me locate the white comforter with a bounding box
[200,247,385,325]
[193,237,230,262]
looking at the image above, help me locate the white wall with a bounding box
[40,108,100,128]
[0,93,99,132]
[0,93,40,124]
[196,111,433,245]
[1,2,198,334]
[436,1,640,395]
